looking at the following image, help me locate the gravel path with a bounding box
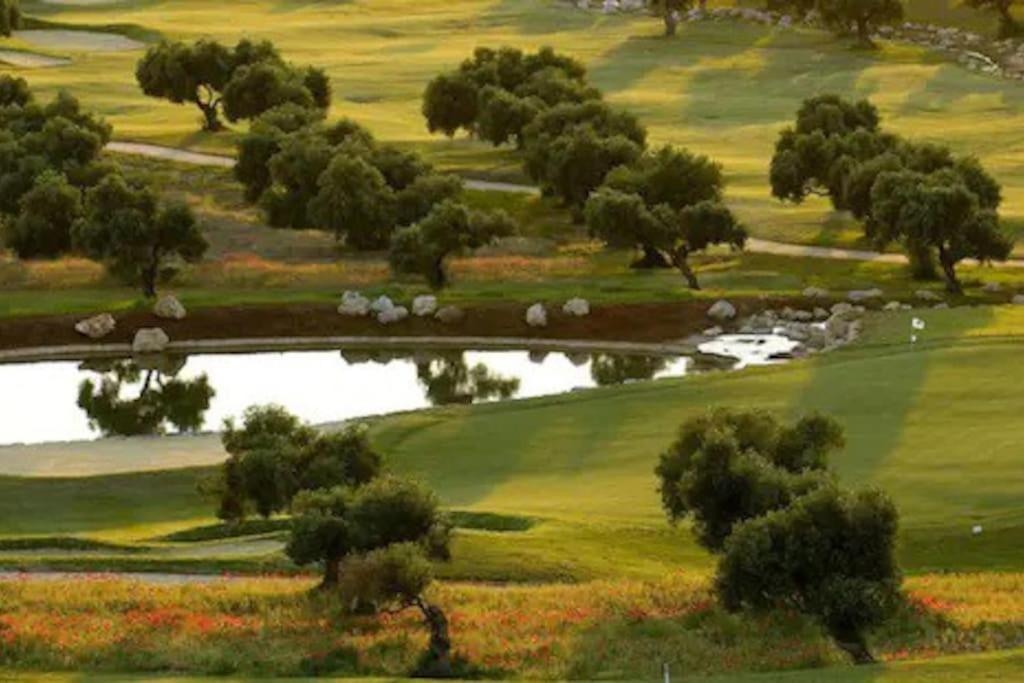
[0,49,70,68]
[105,141,1024,267]
[0,570,271,585]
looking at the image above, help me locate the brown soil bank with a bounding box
[0,299,799,352]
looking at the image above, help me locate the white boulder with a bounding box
[1013,294,1024,305]
[702,326,724,337]
[915,290,942,302]
[153,295,186,320]
[982,282,1003,293]
[132,328,169,354]
[707,299,737,322]
[377,306,409,324]
[338,291,371,316]
[562,297,590,317]
[803,286,829,299]
[370,295,395,313]
[883,301,903,312]
[435,305,465,324]
[412,295,438,317]
[525,303,548,327]
[74,313,116,340]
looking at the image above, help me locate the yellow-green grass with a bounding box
[3,573,1024,678]
[6,0,1024,249]
[6,306,1024,580]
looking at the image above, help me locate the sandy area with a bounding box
[14,30,143,52]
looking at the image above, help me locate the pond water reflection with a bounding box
[0,335,798,446]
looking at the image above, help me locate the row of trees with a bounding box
[234,103,516,288]
[136,39,330,132]
[770,94,1011,293]
[0,76,207,296]
[656,410,901,664]
[424,47,746,289]
[209,405,456,675]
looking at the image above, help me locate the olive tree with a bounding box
[415,351,521,405]
[389,200,516,288]
[5,170,81,259]
[136,39,330,132]
[215,405,382,522]
[309,154,397,249]
[655,409,841,550]
[286,476,450,588]
[72,173,207,297]
[649,0,693,36]
[869,169,1012,294]
[816,0,904,46]
[339,543,455,677]
[717,485,901,664]
[586,146,743,283]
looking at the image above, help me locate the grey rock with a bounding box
[525,303,548,327]
[377,306,409,324]
[153,295,186,320]
[915,290,942,302]
[75,313,116,340]
[132,328,169,354]
[847,288,883,302]
[435,305,465,324]
[412,295,438,317]
[707,299,737,321]
[338,291,371,316]
[803,286,829,299]
[370,295,395,313]
[562,297,590,317]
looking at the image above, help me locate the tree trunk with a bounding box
[320,557,340,589]
[415,599,453,678]
[999,4,1021,38]
[829,625,876,665]
[672,248,701,290]
[198,100,223,132]
[938,246,963,295]
[855,17,874,47]
[630,244,671,269]
[907,241,938,281]
[429,256,448,290]
[664,10,678,37]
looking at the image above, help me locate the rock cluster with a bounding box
[337,292,461,324]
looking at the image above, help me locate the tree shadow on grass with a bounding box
[476,0,603,36]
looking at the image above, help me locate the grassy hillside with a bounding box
[5,306,1024,580]
[5,0,1024,249]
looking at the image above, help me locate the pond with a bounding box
[0,335,798,446]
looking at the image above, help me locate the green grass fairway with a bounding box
[5,306,1024,579]
[7,0,1024,248]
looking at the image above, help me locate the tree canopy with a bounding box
[771,94,1010,283]
[585,147,745,286]
[816,0,904,45]
[965,0,1022,38]
[136,39,330,132]
[0,86,113,259]
[390,200,516,288]
[72,173,207,297]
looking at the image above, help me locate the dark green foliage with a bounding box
[216,406,382,522]
[136,39,330,131]
[389,199,516,288]
[415,351,521,404]
[0,74,30,107]
[869,169,1012,294]
[816,0,904,45]
[539,126,643,212]
[422,45,594,146]
[287,476,450,587]
[0,0,20,38]
[76,358,214,437]
[586,147,743,287]
[5,171,81,259]
[0,88,112,258]
[72,173,207,297]
[655,409,842,551]
[717,486,901,664]
[235,109,452,246]
[771,95,1008,283]
[309,154,397,249]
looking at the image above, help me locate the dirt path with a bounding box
[105,141,1024,268]
[0,49,70,68]
[0,570,272,585]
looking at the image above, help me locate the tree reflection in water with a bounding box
[76,357,215,436]
[415,351,520,406]
[589,354,669,386]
